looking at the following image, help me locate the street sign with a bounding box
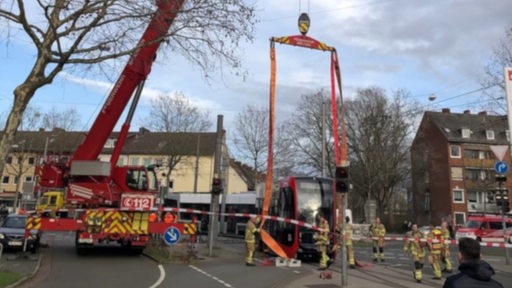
[163,226,181,246]
[495,161,509,174]
[490,145,509,161]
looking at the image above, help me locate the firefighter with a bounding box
[164,212,175,224]
[245,216,261,266]
[370,217,386,262]
[316,214,331,270]
[149,212,158,223]
[440,220,453,273]
[403,223,427,283]
[344,216,355,269]
[427,225,443,280]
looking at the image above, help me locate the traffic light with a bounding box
[211,178,223,194]
[495,190,503,206]
[496,174,507,183]
[503,191,510,213]
[335,166,349,193]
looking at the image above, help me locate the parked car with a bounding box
[455,214,512,242]
[0,214,40,253]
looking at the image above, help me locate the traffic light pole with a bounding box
[498,180,510,265]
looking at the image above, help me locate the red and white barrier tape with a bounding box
[27,208,512,248]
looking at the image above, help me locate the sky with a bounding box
[0,0,511,136]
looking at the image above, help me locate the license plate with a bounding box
[8,240,23,246]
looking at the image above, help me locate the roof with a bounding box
[2,129,218,156]
[423,110,508,144]
[229,159,265,191]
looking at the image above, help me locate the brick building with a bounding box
[411,109,511,226]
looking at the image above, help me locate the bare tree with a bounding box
[345,87,419,222]
[144,93,212,133]
[232,105,294,186]
[141,92,212,190]
[41,107,82,131]
[481,26,512,113]
[0,0,256,176]
[286,90,337,176]
[232,105,268,184]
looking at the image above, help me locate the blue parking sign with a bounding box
[163,226,181,246]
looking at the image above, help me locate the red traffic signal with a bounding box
[212,178,223,194]
[335,166,349,193]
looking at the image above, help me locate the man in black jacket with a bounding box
[443,237,503,288]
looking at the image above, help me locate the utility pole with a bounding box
[208,115,223,256]
[322,101,326,177]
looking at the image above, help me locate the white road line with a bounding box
[148,264,165,288]
[189,264,235,288]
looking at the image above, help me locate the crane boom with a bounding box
[73,0,185,161]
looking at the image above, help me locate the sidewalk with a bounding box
[0,252,41,288]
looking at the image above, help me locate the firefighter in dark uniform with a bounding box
[403,223,427,282]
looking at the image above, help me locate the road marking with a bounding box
[189,264,234,288]
[148,264,165,288]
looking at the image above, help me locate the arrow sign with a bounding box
[495,161,509,174]
[163,226,181,246]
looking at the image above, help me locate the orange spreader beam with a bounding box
[262,34,348,259]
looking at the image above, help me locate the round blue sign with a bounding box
[163,226,181,246]
[495,161,509,174]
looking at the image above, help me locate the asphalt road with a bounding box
[11,233,512,288]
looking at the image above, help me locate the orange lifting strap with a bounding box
[261,34,347,258]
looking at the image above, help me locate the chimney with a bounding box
[478,111,487,115]
[463,110,470,114]
[442,108,450,113]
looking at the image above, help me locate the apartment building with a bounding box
[411,109,511,226]
[0,128,255,204]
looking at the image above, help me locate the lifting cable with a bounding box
[261,13,347,258]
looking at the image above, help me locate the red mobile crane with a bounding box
[29,0,186,253]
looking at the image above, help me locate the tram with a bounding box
[266,176,338,261]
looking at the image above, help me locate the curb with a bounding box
[6,253,42,288]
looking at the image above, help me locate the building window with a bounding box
[486,130,495,140]
[28,157,35,165]
[453,189,464,203]
[6,156,13,164]
[25,176,32,182]
[1,176,9,184]
[507,130,510,142]
[451,167,463,181]
[130,157,139,166]
[104,138,117,148]
[462,128,471,138]
[478,151,488,159]
[143,158,152,167]
[450,145,461,158]
[454,212,465,226]
[117,157,125,166]
[467,190,478,203]
[424,192,430,212]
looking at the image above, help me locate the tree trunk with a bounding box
[0,83,35,176]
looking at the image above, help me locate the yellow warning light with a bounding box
[298,13,310,35]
